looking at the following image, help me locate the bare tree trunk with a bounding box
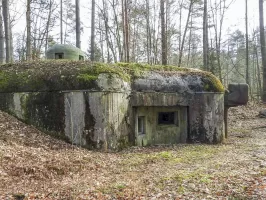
[2,0,11,63]
[245,0,249,85]
[75,0,80,48]
[255,44,262,98]
[165,0,169,63]
[90,0,95,61]
[26,0,31,60]
[178,0,184,53]
[110,0,123,61]
[252,46,256,100]
[187,8,193,67]
[63,2,70,44]
[160,0,167,65]
[178,1,193,67]
[124,0,129,62]
[210,0,227,81]
[216,0,225,82]
[101,0,117,62]
[210,39,215,73]
[32,15,37,59]
[226,42,229,86]
[152,2,157,64]
[217,0,223,81]
[203,0,209,71]
[259,0,266,102]
[9,25,13,62]
[60,0,63,44]
[121,0,125,62]
[0,6,4,63]
[145,0,151,64]
[43,0,53,53]
[131,0,137,62]
[19,28,26,61]
[100,1,112,62]
[98,19,104,62]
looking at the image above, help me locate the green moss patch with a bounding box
[0,60,224,92]
[201,72,225,93]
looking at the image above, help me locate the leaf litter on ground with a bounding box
[0,102,266,199]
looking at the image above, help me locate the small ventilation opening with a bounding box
[55,53,64,59]
[138,116,145,135]
[79,55,84,60]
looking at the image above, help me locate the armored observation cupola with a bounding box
[46,44,86,61]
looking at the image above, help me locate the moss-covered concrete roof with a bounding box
[0,60,224,93]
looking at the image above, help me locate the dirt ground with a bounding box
[0,103,266,199]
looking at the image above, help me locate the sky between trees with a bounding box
[11,0,262,52]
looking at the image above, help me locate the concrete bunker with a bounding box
[131,70,226,145]
[46,44,86,60]
[0,61,247,150]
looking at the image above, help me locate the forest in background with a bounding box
[1,0,266,101]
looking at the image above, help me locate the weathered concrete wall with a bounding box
[131,92,191,107]
[0,91,131,150]
[0,90,224,149]
[188,93,224,143]
[13,93,28,119]
[64,92,86,145]
[0,93,14,112]
[0,92,67,140]
[83,92,131,150]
